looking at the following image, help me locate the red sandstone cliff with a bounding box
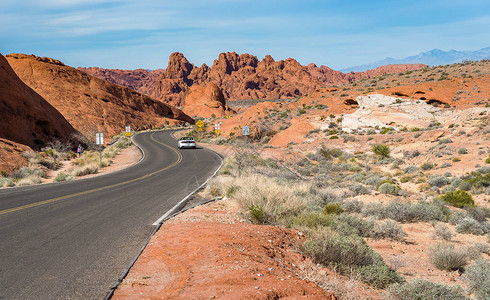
[79,52,427,106]
[7,54,194,138]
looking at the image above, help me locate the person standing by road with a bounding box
[77,144,83,157]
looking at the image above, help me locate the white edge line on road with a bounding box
[151,146,224,226]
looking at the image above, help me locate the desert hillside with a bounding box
[6,54,194,138]
[79,52,426,106]
[0,54,78,149]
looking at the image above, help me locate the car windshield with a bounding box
[180,137,194,141]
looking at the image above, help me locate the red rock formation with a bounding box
[79,53,427,106]
[0,53,78,148]
[7,54,193,138]
[182,83,235,118]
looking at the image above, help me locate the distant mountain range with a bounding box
[341,47,490,72]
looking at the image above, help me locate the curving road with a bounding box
[0,130,222,299]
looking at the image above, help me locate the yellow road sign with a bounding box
[198,127,203,132]
[196,119,204,127]
[215,129,220,134]
[125,132,131,137]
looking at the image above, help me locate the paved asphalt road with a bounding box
[0,130,222,299]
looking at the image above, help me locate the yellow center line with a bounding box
[0,132,182,216]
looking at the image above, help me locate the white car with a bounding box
[178,137,196,149]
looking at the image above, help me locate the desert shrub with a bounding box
[248,204,265,224]
[233,174,309,226]
[53,172,71,182]
[225,185,240,198]
[16,175,42,186]
[440,162,452,168]
[399,175,411,183]
[362,200,448,223]
[458,148,468,154]
[301,229,403,288]
[317,189,342,205]
[455,217,489,235]
[477,166,490,174]
[428,174,450,187]
[332,214,375,237]
[438,138,453,144]
[373,219,406,241]
[429,243,468,271]
[364,174,383,186]
[378,182,401,196]
[0,177,15,187]
[348,183,370,195]
[420,161,435,171]
[291,212,333,229]
[464,259,490,300]
[433,223,454,241]
[318,147,344,160]
[387,279,468,300]
[70,163,98,177]
[403,165,420,174]
[323,202,344,215]
[440,190,474,208]
[391,158,404,169]
[372,144,390,158]
[465,206,488,223]
[342,199,363,213]
[486,157,490,164]
[344,173,365,182]
[356,261,404,289]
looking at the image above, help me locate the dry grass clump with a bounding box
[429,243,469,272]
[70,163,99,177]
[16,175,42,186]
[464,259,490,300]
[232,174,311,225]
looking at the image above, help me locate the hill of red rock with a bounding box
[0,53,78,149]
[79,52,426,106]
[7,54,193,138]
[182,83,235,118]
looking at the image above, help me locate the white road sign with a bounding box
[96,133,104,145]
[242,126,250,136]
[125,126,131,132]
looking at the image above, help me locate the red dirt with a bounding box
[113,201,337,299]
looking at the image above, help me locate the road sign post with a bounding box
[96,132,104,167]
[125,126,131,137]
[196,119,204,132]
[214,123,221,135]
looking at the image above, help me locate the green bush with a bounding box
[440,190,474,208]
[429,243,468,271]
[341,199,363,213]
[0,177,14,187]
[464,259,490,300]
[248,204,265,224]
[53,172,71,182]
[323,202,344,215]
[291,212,333,229]
[357,261,404,289]
[458,147,468,154]
[362,200,449,223]
[485,157,490,164]
[387,279,468,300]
[420,161,435,170]
[372,144,390,158]
[403,165,420,174]
[332,214,375,237]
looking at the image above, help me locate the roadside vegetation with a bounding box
[0,134,133,187]
[200,123,490,298]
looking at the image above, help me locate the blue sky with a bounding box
[1,0,489,70]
